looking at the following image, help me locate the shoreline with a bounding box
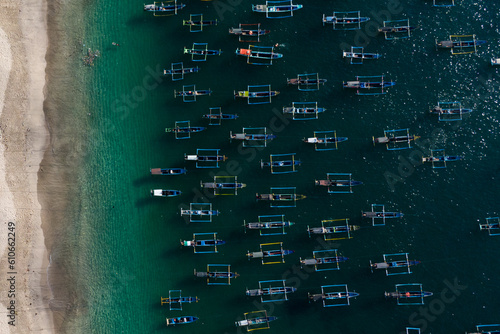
[0,0,54,332]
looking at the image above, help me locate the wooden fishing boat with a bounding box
[144,2,185,12]
[256,193,306,201]
[150,168,187,175]
[166,316,198,326]
[151,189,181,197]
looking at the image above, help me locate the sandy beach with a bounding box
[0,0,54,332]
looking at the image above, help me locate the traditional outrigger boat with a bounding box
[436,39,486,49]
[343,50,381,60]
[430,105,472,116]
[150,168,187,175]
[373,134,418,144]
[174,90,211,98]
[183,19,217,27]
[202,113,238,121]
[287,77,327,86]
[161,295,199,305]
[236,47,283,60]
[181,209,219,216]
[151,189,181,197]
[231,132,276,141]
[256,193,306,201]
[422,155,462,163]
[300,256,348,266]
[283,105,326,115]
[304,136,347,145]
[246,286,296,296]
[309,291,359,302]
[371,260,420,271]
[362,211,403,219]
[181,239,226,248]
[385,291,433,299]
[247,249,294,258]
[436,35,486,54]
[235,316,278,328]
[166,316,198,326]
[252,2,303,15]
[260,159,301,169]
[200,181,247,190]
[183,47,221,57]
[315,179,363,187]
[378,25,416,34]
[165,126,205,134]
[479,218,500,235]
[229,26,270,38]
[323,14,369,26]
[163,66,199,76]
[343,79,395,90]
[144,2,185,13]
[234,90,279,99]
[307,225,360,235]
[185,154,227,163]
[244,219,294,231]
[194,269,239,279]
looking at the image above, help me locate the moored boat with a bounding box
[315,179,363,187]
[236,48,283,60]
[300,256,348,266]
[252,3,303,13]
[246,286,296,296]
[144,3,185,12]
[362,211,403,219]
[201,182,247,189]
[256,193,306,201]
[287,77,327,85]
[234,90,279,99]
[165,126,205,133]
[150,168,187,175]
[166,316,198,326]
[163,66,199,76]
[436,39,486,48]
[378,26,416,33]
[492,58,500,66]
[151,189,181,197]
[181,239,225,247]
[247,249,294,258]
[371,260,420,270]
[229,27,270,36]
[385,291,433,299]
[235,316,278,327]
[422,155,462,163]
[343,80,395,89]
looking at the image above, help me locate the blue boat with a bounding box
[202,113,238,120]
[422,155,462,163]
[151,189,181,197]
[236,48,283,60]
[150,168,187,175]
[144,3,185,12]
[166,316,198,326]
[181,239,226,247]
[343,80,396,89]
[165,126,206,134]
[301,256,349,266]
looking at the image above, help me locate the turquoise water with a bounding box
[58,0,500,333]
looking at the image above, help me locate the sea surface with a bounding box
[50,0,500,333]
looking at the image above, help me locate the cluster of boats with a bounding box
[141,1,496,331]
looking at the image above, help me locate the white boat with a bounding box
[491,57,500,66]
